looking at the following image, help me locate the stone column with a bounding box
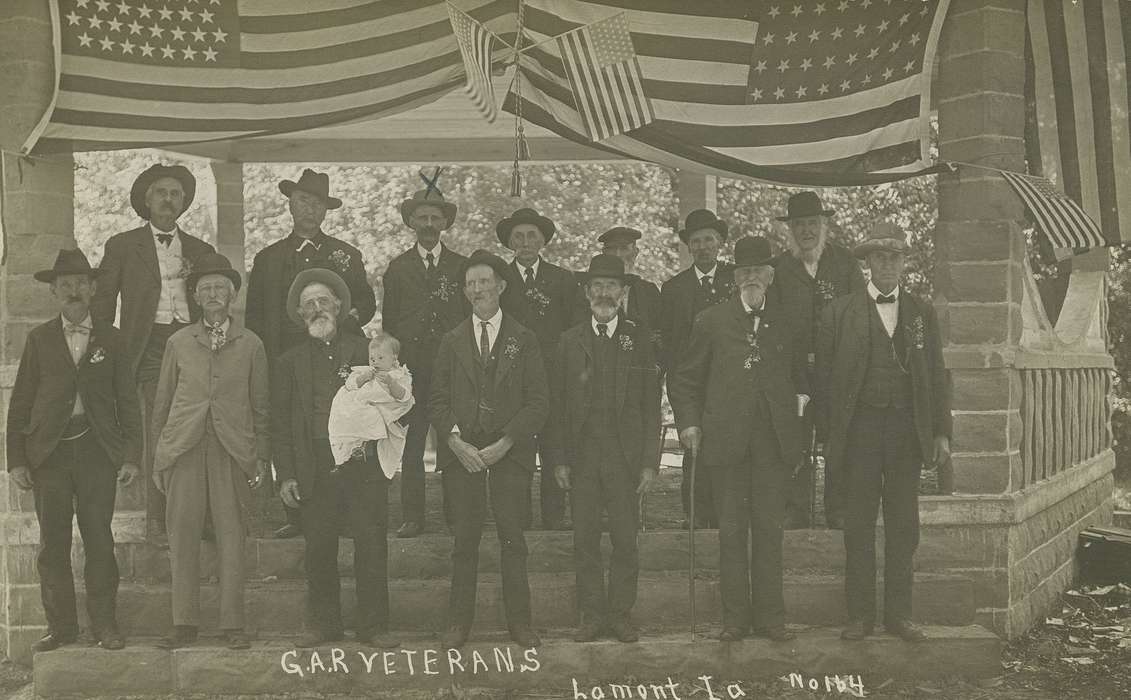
[673,170,717,266]
[210,161,246,318]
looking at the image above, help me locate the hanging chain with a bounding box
[510,0,528,197]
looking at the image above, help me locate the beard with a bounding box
[305,314,337,340]
[589,297,619,319]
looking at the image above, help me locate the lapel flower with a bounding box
[88,346,107,364]
[328,249,352,274]
[337,362,352,381]
[504,337,521,360]
[432,273,458,302]
[708,277,734,306]
[908,316,926,350]
[744,331,762,369]
[524,285,551,317]
[175,255,192,280]
[618,333,634,352]
[816,279,837,302]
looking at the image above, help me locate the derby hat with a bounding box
[286,268,352,326]
[186,251,242,294]
[598,226,642,245]
[130,164,196,220]
[776,190,834,221]
[732,236,775,269]
[462,249,510,282]
[853,222,910,258]
[580,253,627,281]
[279,168,343,209]
[34,248,101,283]
[400,189,457,229]
[495,208,556,247]
[678,209,729,244]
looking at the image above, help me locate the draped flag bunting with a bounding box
[1000,170,1107,252]
[447,1,502,123]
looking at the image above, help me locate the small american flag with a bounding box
[556,12,654,142]
[1000,170,1107,252]
[446,2,499,123]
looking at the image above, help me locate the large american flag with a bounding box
[26,0,514,153]
[508,0,950,186]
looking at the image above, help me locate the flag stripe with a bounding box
[1062,2,1101,221]
[240,4,459,52]
[239,0,395,18]
[1027,0,1062,183]
[1103,0,1131,234]
[241,0,463,32]
[1041,0,1084,202]
[1083,0,1119,241]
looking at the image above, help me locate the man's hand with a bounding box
[478,435,515,467]
[279,478,302,509]
[9,467,33,491]
[449,435,486,473]
[116,463,139,486]
[933,435,951,469]
[250,460,270,490]
[152,470,171,495]
[636,466,657,495]
[679,426,702,459]
[554,464,571,491]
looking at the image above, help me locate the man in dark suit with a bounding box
[815,223,951,643]
[245,168,376,539]
[7,249,142,652]
[91,164,215,540]
[598,227,662,350]
[274,269,399,650]
[497,207,577,530]
[430,250,549,649]
[659,209,735,528]
[381,188,469,538]
[547,254,661,643]
[771,191,866,529]
[669,237,809,643]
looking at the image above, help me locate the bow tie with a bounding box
[747,309,762,320]
[65,323,90,335]
[207,323,227,350]
[875,293,897,304]
[156,233,173,246]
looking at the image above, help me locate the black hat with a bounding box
[732,236,775,269]
[776,191,834,221]
[130,164,196,220]
[34,248,101,283]
[462,249,509,282]
[496,208,556,247]
[853,222,910,258]
[580,253,627,281]
[400,189,457,229]
[678,209,729,244]
[286,268,352,326]
[185,252,242,295]
[279,168,343,209]
[598,226,642,245]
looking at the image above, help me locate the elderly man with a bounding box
[598,227,661,334]
[772,191,866,529]
[92,163,215,541]
[497,207,578,531]
[273,269,399,649]
[7,249,141,652]
[150,253,269,650]
[246,168,376,540]
[659,209,735,529]
[547,254,661,643]
[431,250,549,649]
[815,223,951,643]
[381,187,469,538]
[669,237,809,643]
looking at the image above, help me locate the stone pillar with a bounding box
[210,160,246,318]
[673,170,717,265]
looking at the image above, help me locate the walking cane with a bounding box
[687,445,697,640]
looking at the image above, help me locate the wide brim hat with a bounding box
[495,208,556,247]
[678,209,729,244]
[776,190,834,221]
[732,236,775,269]
[598,226,642,245]
[279,168,343,209]
[34,248,102,283]
[130,164,196,220]
[400,189,457,229]
[580,253,627,281]
[185,252,242,295]
[286,268,352,326]
[854,222,911,258]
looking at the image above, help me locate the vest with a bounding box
[858,306,913,409]
[469,346,502,438]
[311,337,342,439]
[582,332,618,437]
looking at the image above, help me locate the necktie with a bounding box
[156,233,173,246]
[748,309,762,322]
[876,293,896,304]
[479,321,490,360]
[65,323,90,336]
[426,252,436,272]
[596,323,608,338]
[207,323,226,351]
[524,266,534,286]
[700,275,712,290]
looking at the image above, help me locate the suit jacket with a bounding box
[669,296,809,469]
[6,318,141,471]
[381,244,469,378]
[91,225,215,375]
[271,332,370,496]
[572,273,662,352]
[151,320,270,477]
[771,243,866,356]
[429,313,549,471]
[544,316,661,473]
[658,261,735,374]
[500,257,579,365]
[815,288,952,478]
[245,231,377,363]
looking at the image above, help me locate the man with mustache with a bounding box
[245,168,376,539]
[92,164,215,542]
[273,269,399,649]
[430,251,549,649]
[381,188,469,538]
[546,254,661,643]
[669,237,809,643]
[598,227,661,337]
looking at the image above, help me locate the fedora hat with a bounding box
[130,164,196,220]
[598,226,642,245]
[279,168,343,209]
[286,268,352,326]
[776,191,834,221]
[186,252,242,294]
[34,248,101,283]
[496,208,556,247]
[678,209,729,244]
[854,222,910,258]
[580,253,627,282]
[400,189,457,229]
[732,236,775,269]
[462,249,509,282]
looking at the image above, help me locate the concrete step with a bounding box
[32,626,1003,698]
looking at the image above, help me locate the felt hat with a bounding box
[732,236,775,269]
[462,249,509,282]
[286,268,352,326]
[854,222,910,258]
[185,252,242,294]
[278,168,343,209]
[678,209,729,244]
[130,164,196,220]
[776,190,834,221]
[400,189,457,229]
[580,253,627,282]
[34,248,101,283]
[598,226,642,245]
[495,208,556,247]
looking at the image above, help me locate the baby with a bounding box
[327,332,415,476]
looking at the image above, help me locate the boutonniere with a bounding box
[88,347,107,364]
[909,316,926,350]
[816,279,837,302]
[709,277,734,305]
[503,337,521,360]
[337,362,352,381]
[524,286,551,317]
[618,334,634,352]
[743,331,762,370]
[175,255,193,280]
[432,273,459,303]
[328,249,352,274]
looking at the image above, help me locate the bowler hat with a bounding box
[34,248,101,283]
[130,164,196,220]
[678,209,729,244]
[853,222,910,258]
[186,252,242,294]
[732,236,775,269]
[581,253,627,282]
[279,168,343,209]
[776,191,834,221]
[286,268,352,326]
[598,226,642,245]
[496,208,556,247]
[462,249,510,282]
[400,189,457,229]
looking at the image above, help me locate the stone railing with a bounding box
[1018,367,1112,489]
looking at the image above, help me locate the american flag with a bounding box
[27,0,513,153]
[1000,170,1106,252]
[556,13,654,142]
[508,0,950,186]
[447,2,499,123]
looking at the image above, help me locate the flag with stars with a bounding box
[26,0,514,153]
[447,1,500,123]
[508,0,950,185]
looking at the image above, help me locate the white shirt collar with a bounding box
[591,315,619,337]
[515,257,541,277]
[694,263,718,281]
[473,307,503,329]
[417,242,442,260]
[150,223,177,239]
[867,281,900,301]
[740,297,767,315]
[61,313,92,330]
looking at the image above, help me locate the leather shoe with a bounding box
[509,625,541,648]
[224,630,251,650]
[609,619,639,643]
[755,626,796,642]
[296,630,343,648]
[440,627,469,649]
[98,630,125,650]
[361,629,400,649]
[841,620,873,640]
[572,621,603,642]
[32,633,76,653]
[396,521,423,538]
[273,523,302,539]
[886,619,927,643]
[718,626,746,642]
[156,625,197,650]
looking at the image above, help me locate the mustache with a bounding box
[417,225,440,237]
